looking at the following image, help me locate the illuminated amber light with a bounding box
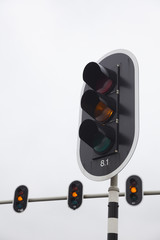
[18,196,23,201]
[72,192,78,198]
[130,187,137,193]
[94,101,113,122]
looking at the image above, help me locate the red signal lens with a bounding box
[96,79,113,94]
[83,62,114,94]
[130,179,137,186]
[19,191,24,195]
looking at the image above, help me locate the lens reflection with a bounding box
[83,62,114,94]
[93,136,111,153]
[96,79,113,94]
[130,194,138,202]
[94,101,113,122]
[79,119,114,155]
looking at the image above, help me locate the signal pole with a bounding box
[107,175,119,240]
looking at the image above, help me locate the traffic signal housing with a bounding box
[78,49,139,181]
[126,175,143,205]
[13,185,28,213]
[68,181,83,210]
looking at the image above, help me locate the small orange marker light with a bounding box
[72,192,78,198]
[18,196,23,201]
[130,186,137,193]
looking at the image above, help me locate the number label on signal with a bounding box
[100,159,109,167]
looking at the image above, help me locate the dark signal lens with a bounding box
[97,79,113,94]
[72,185,78,192]
[81,90,114,123]
[94,101,113,122]
[17,203,23,209]
[71,199,78,208]
[79,120,114,155]
[130,193,138,202]
[130,179,137,186]
[93,135,111,153]
[83,62,114,94]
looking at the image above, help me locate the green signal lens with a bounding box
[130,193,138,202]
[79,120,114,155]
[93,136,111,153]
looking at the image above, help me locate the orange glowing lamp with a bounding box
[72,192,78,198]
[94,101,113,122]
[18,196,23,201]
[130,186,137,193]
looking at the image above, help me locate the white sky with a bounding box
[0,0,160,239]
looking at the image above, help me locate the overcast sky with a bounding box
[0,0,160,239]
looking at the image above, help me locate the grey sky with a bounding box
[0,0,160,239]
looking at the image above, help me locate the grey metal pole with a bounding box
[0,190,160,205]
[107,175,119,240]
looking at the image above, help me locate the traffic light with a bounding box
[68,181,83,210]
[126,175,142,205]
[13,185,28,213]
[78,49,139,181]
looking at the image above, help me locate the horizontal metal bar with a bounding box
[28,196,67,202]
[0,200,13,205]
[144,191,160,196]
[84,193,109,199]
[0,191,159,205]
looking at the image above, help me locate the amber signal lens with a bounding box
[130,186,137,193]
[72,192,78,198]
[94,101,113,122]
[18,196,23,201]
